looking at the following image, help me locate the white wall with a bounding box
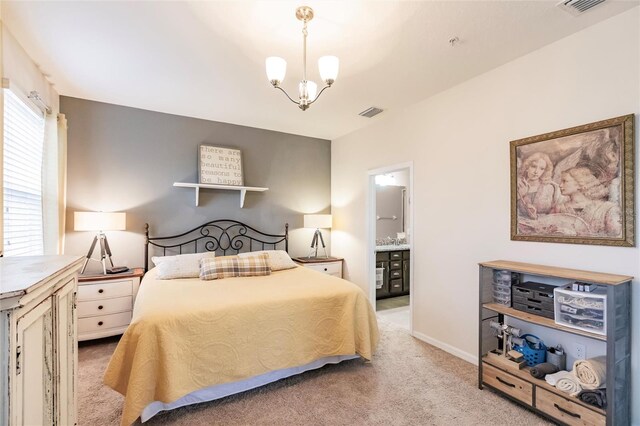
[332,7,640,422]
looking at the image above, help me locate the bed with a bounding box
[103,220,379,425]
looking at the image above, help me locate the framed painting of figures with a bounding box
[510,114,634,247]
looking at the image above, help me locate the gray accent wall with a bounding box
[61,97,331,273]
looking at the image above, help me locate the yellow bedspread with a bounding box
[104,266,379,425]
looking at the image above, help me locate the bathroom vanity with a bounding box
[375,246,410,299]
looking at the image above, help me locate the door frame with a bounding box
[367,161,414,333]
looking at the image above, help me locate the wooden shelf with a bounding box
[173,182,268,207]
[479,261,631,424]
[483,303,606,341]
[479,260,632,285]
[482,357,606,416]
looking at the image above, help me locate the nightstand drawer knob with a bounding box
[98,305,104,310]
[98,289,104,294]
[98,321,104,326]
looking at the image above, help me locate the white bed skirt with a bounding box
[141,354,360,422]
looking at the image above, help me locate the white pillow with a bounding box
[238,250,296,271]
[152,252,216,279]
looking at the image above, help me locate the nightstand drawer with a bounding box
[305,262,342,276]
[78,296,132,318]
[78,279,133,301]
[78,311,132,334]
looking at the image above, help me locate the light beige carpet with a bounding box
[78,319,550,425]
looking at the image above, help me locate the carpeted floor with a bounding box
[78,319,550,425]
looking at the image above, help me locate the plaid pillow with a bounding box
[200,253,271,280]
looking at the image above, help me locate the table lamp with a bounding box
[304,214,332,258]
[74,211,127,274]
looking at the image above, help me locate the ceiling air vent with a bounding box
[359,107,384,118]
[557,0,606,16]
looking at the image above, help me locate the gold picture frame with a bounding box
[510,114,634,247]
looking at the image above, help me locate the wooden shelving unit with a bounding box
[173,182,268,207]
[478,260,632,426]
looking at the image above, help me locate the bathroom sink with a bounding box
[375,244,410,252]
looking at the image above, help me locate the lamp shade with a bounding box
[266,56,287,84]
[74,212,126,231]
[304,214,332,229]
[318,55,339,84]
[298,80,318,102]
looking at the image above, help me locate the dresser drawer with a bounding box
[389,278,403,295]
[390,260,402,270]
[305,262,342,276]
[389,269,402,279]
[78,311,132,334]
[482,363,533,405]
[389,251,403,260]
[78,296,132,318]
[78,279,133,301]
[536,387,604,426]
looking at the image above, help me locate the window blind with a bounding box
[3,89,45,256]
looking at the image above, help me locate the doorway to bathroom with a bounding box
[367,162,413,332]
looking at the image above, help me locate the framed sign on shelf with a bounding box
[198,144,244,186]
[511,114,634,247]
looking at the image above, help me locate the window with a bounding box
[3,89,45,256]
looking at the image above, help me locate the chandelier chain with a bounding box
[302,21,308,82]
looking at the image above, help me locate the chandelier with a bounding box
[265,6,339,111]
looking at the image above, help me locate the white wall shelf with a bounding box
[173,182,269,208]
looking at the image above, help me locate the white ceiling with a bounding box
[2,1,638,140]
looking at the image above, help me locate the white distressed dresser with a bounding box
[0,255,83,426]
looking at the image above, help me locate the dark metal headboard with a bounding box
[144,220,289,271]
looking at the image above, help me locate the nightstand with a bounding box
[293,257,343,278]
[77,268,144,341]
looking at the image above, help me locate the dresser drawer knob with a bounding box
[98,305,104,310]
[98,289,104,294]
[324,268,328,271]
[98,321,104,326]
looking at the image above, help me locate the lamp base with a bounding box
[307,228,328,258]
[81,232,115,275]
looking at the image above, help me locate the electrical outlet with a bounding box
[574,343,586,360]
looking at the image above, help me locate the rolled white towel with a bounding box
[545,370,571,387]
[573,356,606,390]
[556,372,583,396]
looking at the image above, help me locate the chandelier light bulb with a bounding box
[318,56,339,85]
[299,80,318,103]
[265,6,337,111]
[266,57,287,86]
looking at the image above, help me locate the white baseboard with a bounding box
[411,330,478,366]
